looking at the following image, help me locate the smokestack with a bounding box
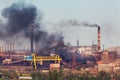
[10,43,11,51]
[77,39,79,47]
[5,44,6,51]
[13,42,14,51]
[98,26,100,51]
[30,24,34,53]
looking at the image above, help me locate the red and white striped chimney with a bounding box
[97,26,101,51]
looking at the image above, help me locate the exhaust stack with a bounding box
[77,39,79,47]
[97,26,100,51]
[30,24,34,53]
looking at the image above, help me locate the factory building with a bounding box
[101,50,117,64]
[67,45,97,56]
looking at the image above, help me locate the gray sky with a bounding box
[0,0,120,48]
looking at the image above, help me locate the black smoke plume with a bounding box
[0,2,64,50]
[49,19,100,28]
[2,2,38,37]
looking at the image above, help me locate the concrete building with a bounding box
[67,46,95,55]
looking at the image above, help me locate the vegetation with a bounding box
[31,71,47,80]
[0,70,18,80]
[0,69,120,80]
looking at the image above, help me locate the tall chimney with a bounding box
[77,39,79,47]
[30,24,34,53]
[97,26,100,51]
[10,43,12,51]
[13,42,14,51]
[5,44,6,51]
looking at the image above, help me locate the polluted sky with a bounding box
[0,0,120,49]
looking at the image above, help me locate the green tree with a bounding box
[48,70,60,80]
[89,77,100,80]
[1,70,18,80]
[98,71,110,80]
[2,71,10,80]
[64,72,79,80]
[31,71,44,80]
[113,73,120,80]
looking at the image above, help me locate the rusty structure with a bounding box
[72,52,76,69]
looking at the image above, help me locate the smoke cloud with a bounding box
[2,2,37,36]
[50,19,100,28]
[0,2,64,50]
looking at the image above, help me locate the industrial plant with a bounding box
[0,18,119,73]
[0,1,120,80]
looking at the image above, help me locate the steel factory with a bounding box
[0,21,120,74]
[0,1,120,77]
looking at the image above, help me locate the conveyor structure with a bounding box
[24,53,62,70]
